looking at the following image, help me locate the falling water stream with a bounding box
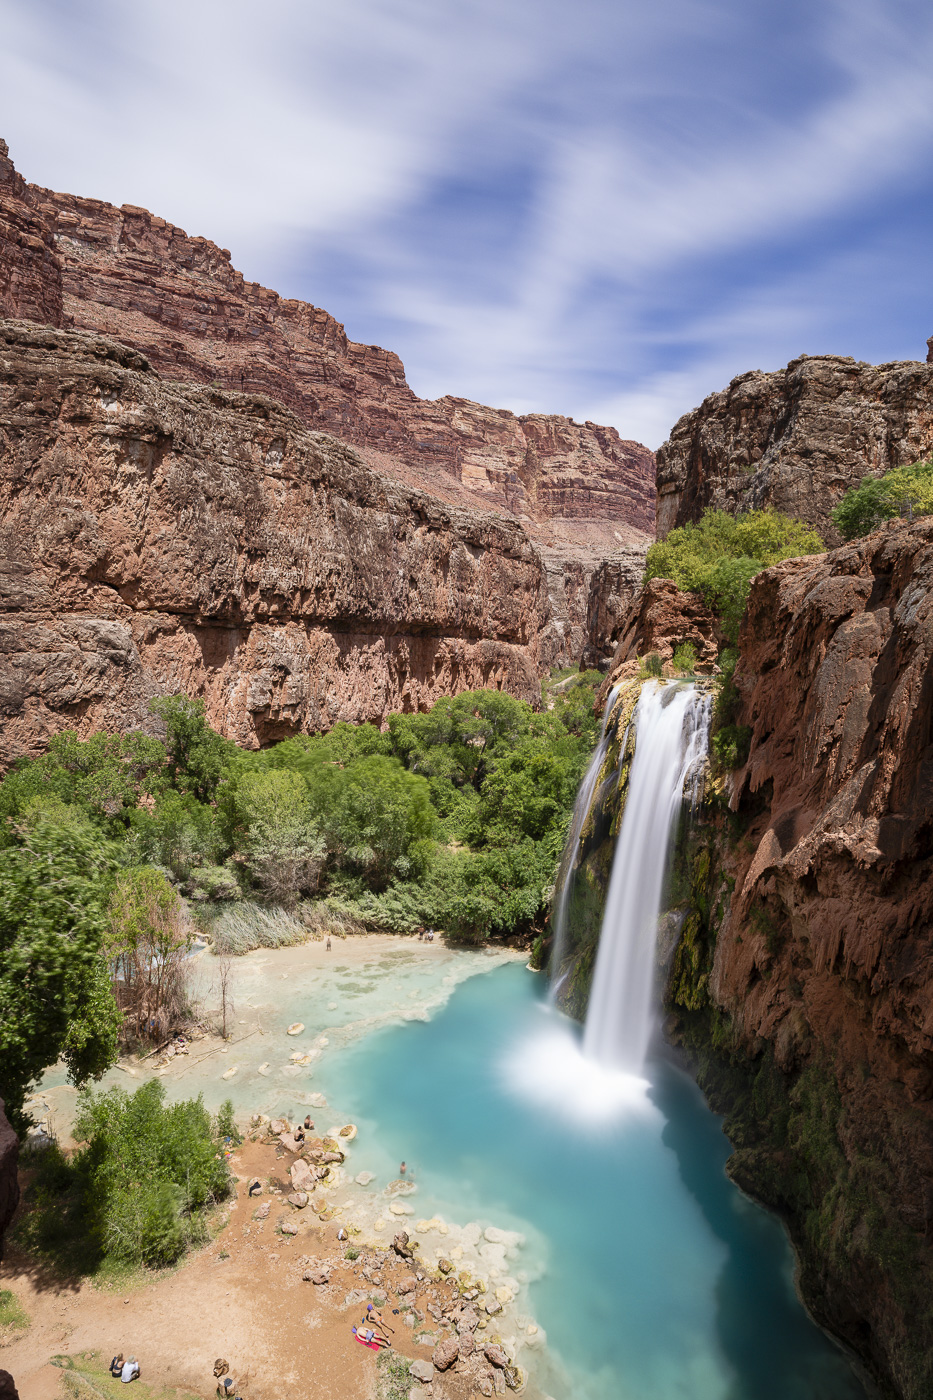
[583,681,711,1071]
[548,684,620,997]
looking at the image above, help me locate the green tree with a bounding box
[148,695,235,802]
[0,812,122,1126]
[645,508,824,642]
[311,755,436,888]
[832,458,933,539]
[106,867,191,1042]
[231,768,325,906]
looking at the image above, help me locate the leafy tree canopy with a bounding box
[0,810,122,1125]
[831,458,933,540]
[645,508,824,641]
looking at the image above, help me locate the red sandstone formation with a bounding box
[0,140,654,556]
[656,354,933,546]
[706,519,933,1397]
[0,320,618,759]
[0,141,62,329]
[600,577,722,683]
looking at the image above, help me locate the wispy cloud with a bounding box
[1,0,932,447]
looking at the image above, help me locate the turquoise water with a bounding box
[319,961,866,1400]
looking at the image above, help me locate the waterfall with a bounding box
[548,686,620,995]
[582,681,711,1074]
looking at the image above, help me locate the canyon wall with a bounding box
[0,140,654,555]
[0,319,587,759]
[665,520,933,1400]
[656,354,933,546]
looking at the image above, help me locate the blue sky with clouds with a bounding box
[2,0,932,446]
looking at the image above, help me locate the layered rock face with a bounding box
[665,519,933,1399]
[0,140,62,327]
[656,354,933,546]
[0,320,582,758]
[599,577,722,682]
[0,143,654,553]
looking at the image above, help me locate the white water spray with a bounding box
[549,686,620,996]
[582,682,711,1074]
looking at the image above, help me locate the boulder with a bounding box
[393,1232,414,1258]
[484,1298,502,1316]
[458,1306,479,1333]
[484,1344,510,1369]
[437,1257,452,1274]
[280,1220,298,1236]
[290,1159,315,1192]
[287,1192,309,1209]
[397,1273,418,1295]
[303,1270,330,1284]
[408,1359,434,1384]
[269,1118,289,1135]
[432,1336,460,1371]
[287,1023,304,1036]
[478,1377,494,1398]
[458,1331,475,1359]
[254,1201,271,1220]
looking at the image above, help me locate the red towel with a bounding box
[354,1333,380,1351]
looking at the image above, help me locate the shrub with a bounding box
[645,508,824,642]
[17,1079,231,1273]
[209,902,309,955]
[641,652,664,678]
[672,641,698,674]
[831,458,933,539]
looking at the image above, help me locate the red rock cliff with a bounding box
[662,519,933,1399]
[656,354,933,546]
[0,143,654,554]
[0,320,576,757]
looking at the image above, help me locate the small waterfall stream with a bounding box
[548,684,620,997]
[582,681,711,1072]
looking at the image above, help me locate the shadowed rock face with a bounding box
[0,1097,19,1263]
[656,354,933,546]
[599,577,722,683]
[0,320,587,757]
[0,141,654,554]
[0,140,62,328]
[702,519,933,1398]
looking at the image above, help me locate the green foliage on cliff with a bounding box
[831,457,933,539]
[17,1080,233,1273]
[644,507,824,642]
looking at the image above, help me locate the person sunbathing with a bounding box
[365,1303,393,1335]
[353,1325,391,1348]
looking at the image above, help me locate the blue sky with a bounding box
[2,0,932,447]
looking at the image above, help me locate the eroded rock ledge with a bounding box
[0,138,654,555]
